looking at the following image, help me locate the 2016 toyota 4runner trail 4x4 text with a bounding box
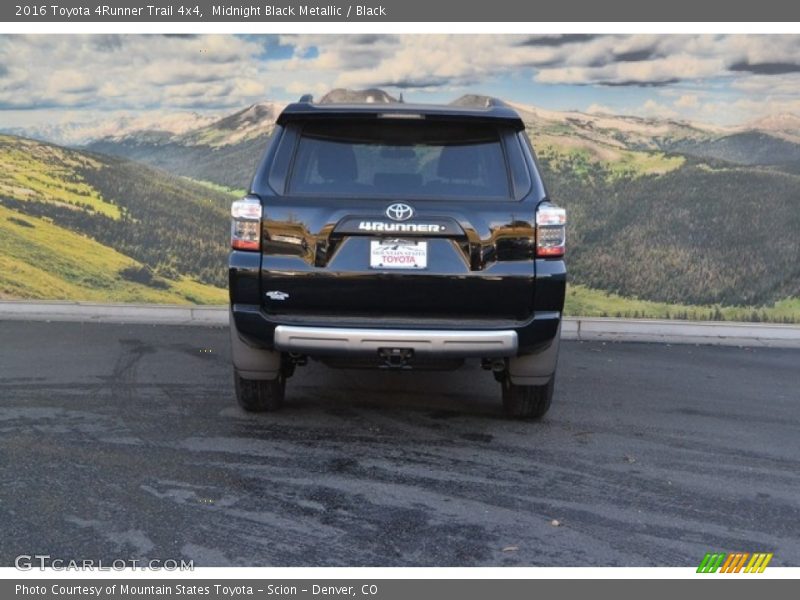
[228,95,566,419]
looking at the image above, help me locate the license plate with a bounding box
[370,239,427,269]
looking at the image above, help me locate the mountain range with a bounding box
[0,111,220,147]
[84,102,284,191]
[75,92,800,191]
[507,100,800,167]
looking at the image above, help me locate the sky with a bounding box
[2,34,800,140]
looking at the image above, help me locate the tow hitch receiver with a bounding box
[378,347,414,368]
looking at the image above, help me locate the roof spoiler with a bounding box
[279,94,525,130]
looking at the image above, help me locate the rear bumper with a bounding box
[231,303,560,357]
[229,251,565,357]
[274,325,517,357]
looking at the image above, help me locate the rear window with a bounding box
[287,120,511,199]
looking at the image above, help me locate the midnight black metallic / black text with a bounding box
[213,5,388,17]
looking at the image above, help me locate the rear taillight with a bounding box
[536,204,566,257]
[231,196,262,251]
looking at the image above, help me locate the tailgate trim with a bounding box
[274,325,518,357]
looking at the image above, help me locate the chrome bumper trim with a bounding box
[274,325,518,357]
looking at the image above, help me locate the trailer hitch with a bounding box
[378,348,415,369]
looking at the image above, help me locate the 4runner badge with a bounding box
[265,291,289,301]
[386,203,414,221]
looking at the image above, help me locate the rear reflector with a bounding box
[231,196,262,251]
[536,204,566,257]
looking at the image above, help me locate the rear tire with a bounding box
[234,369,285,412]
[501,374,554,419]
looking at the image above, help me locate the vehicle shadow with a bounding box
[280,360,506,418]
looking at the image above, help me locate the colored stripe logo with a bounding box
[697,552,773,573]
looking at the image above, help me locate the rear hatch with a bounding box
[256,117,540,323]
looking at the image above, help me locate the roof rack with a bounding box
[485,97,510,108]
[297,92,508,109]
[448,94,510,109]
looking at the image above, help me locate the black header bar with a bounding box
[3,0,800,23]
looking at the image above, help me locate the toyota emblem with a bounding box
[385,203,414,221]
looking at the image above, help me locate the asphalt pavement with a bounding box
[1,321,798,567]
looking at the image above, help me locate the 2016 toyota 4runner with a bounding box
[228,95,566,418]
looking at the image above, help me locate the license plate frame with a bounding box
[369,239,428,270]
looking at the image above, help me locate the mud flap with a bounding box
[229,310,282,380]
[507,323,561,385]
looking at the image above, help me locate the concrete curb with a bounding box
[0,300,227,326]
[1,301,799,349]
[561,317,800,348]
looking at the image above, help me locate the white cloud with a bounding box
[535,55,725,86]
[675,94,700,108]
[730,73,800,95]
[0,35,270,111]
[284,80,330,97]
[2,34,800,129]
[274,35,800,92]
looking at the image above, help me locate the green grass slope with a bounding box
[0,135,121,218]
[0,135,229,304]
[0,204,224,303]
[565,284,799,323]
[86,136,268,191]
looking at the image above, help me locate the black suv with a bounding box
[228,95,566,418]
